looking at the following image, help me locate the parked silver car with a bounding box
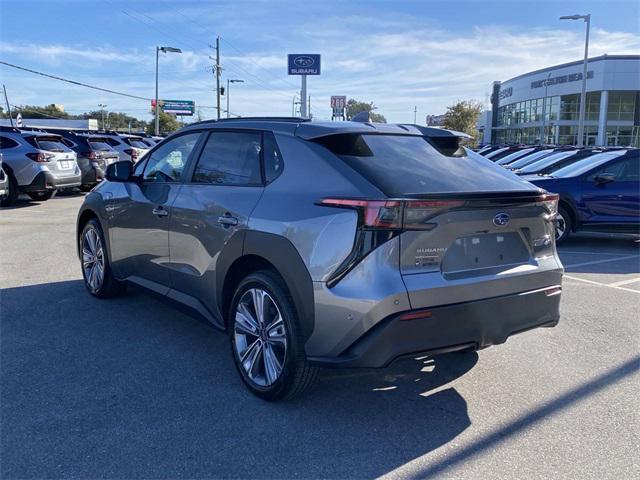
[0,126,81,206]
[77,118,563,400]
[98,132,149,163]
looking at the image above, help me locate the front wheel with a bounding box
[229,270,318,401]
[27,190,55,201]
[0,171,19,207]
[555,206,572,244]
[80,219,126,298]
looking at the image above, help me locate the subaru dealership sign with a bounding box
[288,54,321,75]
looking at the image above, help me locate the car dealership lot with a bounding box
[1,195,638,479]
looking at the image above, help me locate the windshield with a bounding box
[32,136,71,152]
[518,151,579,174]
[550,151,628,178]
[506,149,555,169]
[317,134,536,196]
[125,138,148,149]
[88,139,112,151]
[495,148,535,165]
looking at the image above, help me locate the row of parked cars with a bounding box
[473,144,639,242]
[0,126,162,206]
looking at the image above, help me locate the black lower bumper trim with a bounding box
[309,286,561,368]
[21,171,81,192]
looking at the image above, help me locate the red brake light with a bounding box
[320,198,402,229]
[26,152,54,163]
[87,151,98,160]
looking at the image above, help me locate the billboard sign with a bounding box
[330,96,347,109]
[288,54,321,75]
[151,99,195,116]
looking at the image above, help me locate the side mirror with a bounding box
[594,173,615,185]
[105,161,134,182]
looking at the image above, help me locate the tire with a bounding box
[80,184,94,192]
[79,219,126,298]
[0,171,18,207]
[27,190,55,201]
[555,205,572,244]
[229,270,319,401]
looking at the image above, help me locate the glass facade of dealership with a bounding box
[489,56,640,147]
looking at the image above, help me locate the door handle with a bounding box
[218,215,238,226]
[152,207,169,217]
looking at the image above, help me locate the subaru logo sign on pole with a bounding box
[288,54,321,118]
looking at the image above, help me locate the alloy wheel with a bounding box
[82,228,105,291]
[234,288,287,387]
[555,212,566,240]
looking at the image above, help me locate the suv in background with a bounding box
[99,132,149,162]
[77,118,563,400]
[52,131,120,191]
[527,148,639,242]
[0,126,81,206]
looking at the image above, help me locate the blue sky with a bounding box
[0,0,638,123]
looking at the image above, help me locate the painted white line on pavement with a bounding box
[560,250,634,257]
[564,254,640,269]
[564,274,640,294]
[607,277,640,287]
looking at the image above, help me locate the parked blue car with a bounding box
[526,149,639,243]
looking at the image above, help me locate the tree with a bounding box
[346,99,387,123]
[146,110,180,135]
[12,104,70,119]
[443,100,484,142]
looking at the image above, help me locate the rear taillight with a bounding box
[319,198,465,231]
[539,193,559,216]
[86,151,98,160]
[26,152,54,163]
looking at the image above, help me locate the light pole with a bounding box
[98,103,107,130]
[539,72,552,145]
[226,79,244,118]
[155,46,182,135]
[560,14,590,147]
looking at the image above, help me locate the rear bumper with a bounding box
[308,285,561,368]
[21,170,82,192]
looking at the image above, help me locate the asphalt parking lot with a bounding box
[1,193,639,479]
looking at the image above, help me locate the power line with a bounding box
[0,60,151,101]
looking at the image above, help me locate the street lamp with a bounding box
[560,13,591,147]
[155,46,182,135]
[226,79,244,118]
[98,103,107,130]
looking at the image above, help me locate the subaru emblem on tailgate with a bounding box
[493,213,510,226]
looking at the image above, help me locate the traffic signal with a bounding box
[220,87,225,96]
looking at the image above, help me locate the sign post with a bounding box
[288,54,321,119]
[330,96,347,120]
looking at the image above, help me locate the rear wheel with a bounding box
[0,171,18,207]
[27,190,55,201]
[555,206,572,244]
[80,219,126,298]
[229,270,318,400]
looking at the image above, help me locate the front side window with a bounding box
[143,132,201,182]
[193,131,262,185]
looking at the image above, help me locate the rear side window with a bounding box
[0,136,19,149]
[193,131,262,186]
[316,134,535,196]
[263,132,284,183]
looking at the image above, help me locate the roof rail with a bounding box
[187,116,311,127]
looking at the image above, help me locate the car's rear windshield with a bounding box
[30,136,71,152]
[124,138,148,149]
[550,150,628,177]
[316,133,537,196]
[518,150,578,173]
[88,138,112,151]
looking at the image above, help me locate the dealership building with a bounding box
[483,54,639,146]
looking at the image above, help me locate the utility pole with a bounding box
[3,84,14,128]
[216,36,221,120]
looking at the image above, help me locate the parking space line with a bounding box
[563,254,640,269]
[560,250,633,257]
[564,274,640,294]
[607,277,640,287]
